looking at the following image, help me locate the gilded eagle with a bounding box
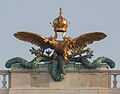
[14,31,107,62]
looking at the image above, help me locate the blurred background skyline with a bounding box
[0,0,120,70]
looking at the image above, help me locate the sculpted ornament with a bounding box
[6,8,115,81]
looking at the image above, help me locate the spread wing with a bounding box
[66,32,107,51]
[14,31,53,49]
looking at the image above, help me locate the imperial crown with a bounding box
[53,8,68,32]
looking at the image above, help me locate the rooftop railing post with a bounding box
[2,73,7,88]
[113,74,117,88]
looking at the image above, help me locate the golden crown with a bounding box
[52,8,68,32]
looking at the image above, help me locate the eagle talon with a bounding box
[65,59,69,63]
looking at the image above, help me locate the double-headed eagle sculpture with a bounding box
[14,8,106,62]
[6,8,116,81]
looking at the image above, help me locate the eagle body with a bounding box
[51,41,66,55]
[14,31,107,61]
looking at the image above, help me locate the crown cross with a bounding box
[59,8,62,17]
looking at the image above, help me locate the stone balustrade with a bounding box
[0,70,120,89]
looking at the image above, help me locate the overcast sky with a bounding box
[0,0,120,70]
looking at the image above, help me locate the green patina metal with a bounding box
[5,47,115,81]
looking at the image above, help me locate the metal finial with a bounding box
[59,8,62,17]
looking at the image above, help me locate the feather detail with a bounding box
[66,32,107,51]
[14,31,53,49]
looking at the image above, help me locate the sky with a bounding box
[0,0,120,71]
